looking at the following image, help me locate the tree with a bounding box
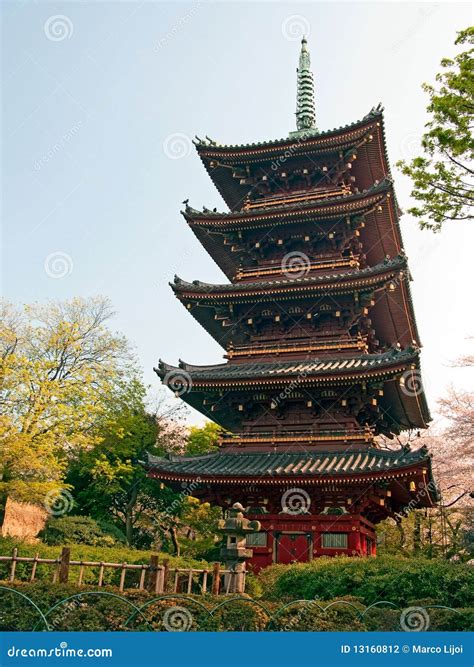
[185,421,221,455]
[68,385,189,547]
[0,297,130,506]
[397,27,474,231]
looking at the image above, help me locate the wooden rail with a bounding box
[0,548,240,595]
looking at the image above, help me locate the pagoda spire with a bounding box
[292,37,317,137]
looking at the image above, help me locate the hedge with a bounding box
[0,582,472,632]
[257,555,474,608]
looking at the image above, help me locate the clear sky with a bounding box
[2,1,473,425]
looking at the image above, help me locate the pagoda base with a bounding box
[246,513,376,572]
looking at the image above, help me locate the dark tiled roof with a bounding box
[194,107,383,154]
[182,180,392,225]
[146,445,432,480]
[171,255,407,297]
[156,348,418,383]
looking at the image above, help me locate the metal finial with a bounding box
[294,37,317,135]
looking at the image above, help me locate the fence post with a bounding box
[30,552,39,582]
[147,555,159,593]
[211,562,220,596]
[162,559,169,593]
[59,547,71,584]
[9,548,17,582]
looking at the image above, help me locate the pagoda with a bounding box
[148,38,438,569]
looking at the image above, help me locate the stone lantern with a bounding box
[218,502,261,593]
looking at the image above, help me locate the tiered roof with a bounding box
[156,348,429,432]
[147,446,435,488]
[194,106,388,211]
[151,38,433,500]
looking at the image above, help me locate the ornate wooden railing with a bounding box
[219,427,374,447]
[226,336,368,359]
[235,255,359,280]
[243,185,351,210]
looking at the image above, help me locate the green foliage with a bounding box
[66,377,189,549]
[185,422,221,455]
[258,556,474,608]
[0,537,211,588]
[0,297,132,502]
[0,582,471,632]
[397,27,474,230]
[38,516,116,547]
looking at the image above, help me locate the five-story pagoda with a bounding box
[148,38,438,570]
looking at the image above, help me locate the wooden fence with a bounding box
[0,548,242,595]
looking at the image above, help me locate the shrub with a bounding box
[39,516,116,547]
[0,583,472,632]
[258,555,474,608]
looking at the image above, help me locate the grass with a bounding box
[0,536,212,588]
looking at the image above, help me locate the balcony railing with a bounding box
[242,185,351,211]
[219,428,374,447]
[235,255,359,280]
[226,336,368,359]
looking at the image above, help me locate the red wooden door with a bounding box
[276,533,311,564]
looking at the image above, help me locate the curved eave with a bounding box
[182,181,391,229]
[171,256,407,300]
[195,109,389,210]
[146,446,437,506]
[155,351,430,430]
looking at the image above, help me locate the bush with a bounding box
[258,556,474,609]
[0,582,471,632]
[39,516,116,547]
